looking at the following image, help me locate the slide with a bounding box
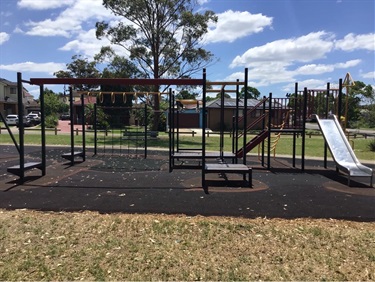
[315,115,373,186]
[236,130,268,158]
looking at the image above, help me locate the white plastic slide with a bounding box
[315,114,373,187]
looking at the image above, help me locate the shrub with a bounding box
[367,139,375,152]
[45,115,59,128]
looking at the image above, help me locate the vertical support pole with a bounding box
[337,79,343,125]
[219,86,225,161]
[267,93,272,170]
[40,84,46,175]
[261,96,266,167]
[292,82,298,168]
[324,83,330,168]
[94,103,97,155]
[234,79,240,161]
[144,102,147,159]
[69,86,74,165]
[17,72,25,181]
[81,94,86,161]
[243,68,248,165]
[302,87,308,171]
[168,89,173,172]
[201,69,207,192]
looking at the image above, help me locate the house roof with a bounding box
[206,98,262,109]
[73,96,97,105]
[0,78,17,86]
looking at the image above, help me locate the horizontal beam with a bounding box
[75,91,170,95]
[29,77,204,86]
[206,89,238,93]
[206,81,245,86]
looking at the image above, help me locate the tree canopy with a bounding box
[96,0,217,129]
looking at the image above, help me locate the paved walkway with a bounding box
[0,145,374,221]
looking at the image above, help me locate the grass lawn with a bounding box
[0,128,374,280]
[0,209,374,281]
[1,129,374,161]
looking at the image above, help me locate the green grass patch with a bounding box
[1,130,374,161]
[0,209,374,281]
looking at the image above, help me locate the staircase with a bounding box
[236,130,268,158]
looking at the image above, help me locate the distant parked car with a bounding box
[16,116,32,127]
[5,114,18,125]
[26,113,41,125]
[60,113,70,120]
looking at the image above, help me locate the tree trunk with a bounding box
[152,85,160,131]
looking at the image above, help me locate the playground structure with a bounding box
[315,114,373,186]
[3,70,373,189]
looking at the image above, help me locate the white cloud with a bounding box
[197,0,210,4]
[335,33,375,51]
[296,59,361,75]
[17,0,75,10]
[0,32,10,45]
[282,79,328,93]
[25,18,80,37]
[296,64,335,75]
[361,71,375,80]
[59,28,129,59]
[204,10,272,44]
[0,62,66,75]
[231,31,334,68]
[23,0,117,37]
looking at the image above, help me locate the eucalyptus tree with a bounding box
[96,0,217,130]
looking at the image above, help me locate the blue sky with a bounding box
[0,0,374,99]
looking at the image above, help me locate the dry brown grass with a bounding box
[0,209,374,281]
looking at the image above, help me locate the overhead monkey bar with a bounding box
[29,77,204,86]
[74,91,170,96]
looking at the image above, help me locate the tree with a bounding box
[44,88,69,117]
[96,0,217,130]
[175,89,198,100]
[343,81,375,127]
[344,81,374,127]
[240,86,261,99]
[216,92,231,99]
[54,55,101,91]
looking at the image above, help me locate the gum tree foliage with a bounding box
[54,55,101,91]
[54,54,141,127]
[240,86,261,99]
[344,81,374,127]
[95,0,217,130]
[43,88,69,117]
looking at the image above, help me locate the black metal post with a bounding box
[267,93,272,170]
[337,79,343,123]
[17,72,25,181]
[144,102,147,159]
[168,89,173,172]
[292,83,298,168]
[301,87,308,171]
[81,94,86,161]
[219,87,225,161]
[40,84,46,175]
[324,83,330,168]
[261,96,266,167]
[201,69,207,191]
[243,68,248,165]
[69,86,74,165]
[94,103,97,155]
[234,79,240,160]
